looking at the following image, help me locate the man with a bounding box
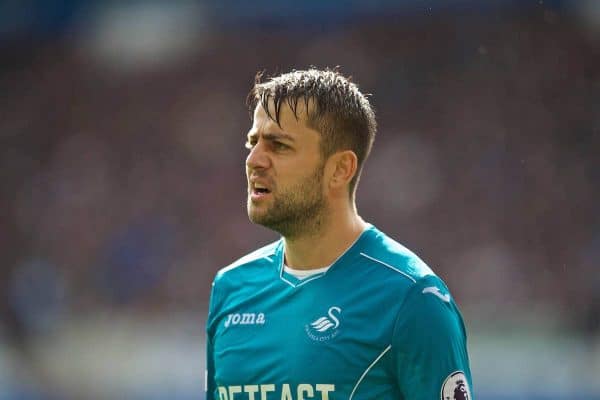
[206,69,473,400]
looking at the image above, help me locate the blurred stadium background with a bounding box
[1,0,599,399]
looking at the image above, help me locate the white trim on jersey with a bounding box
[279,267,327,288]
[359,252,417,283]
[349,344,392,400]
[218,244,278,275]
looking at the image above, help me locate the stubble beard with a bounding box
[247,165,328,240]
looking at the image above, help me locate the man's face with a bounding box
[245,100,328,238]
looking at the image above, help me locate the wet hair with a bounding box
[247,68,376,197]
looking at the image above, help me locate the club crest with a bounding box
[305,306,342,342]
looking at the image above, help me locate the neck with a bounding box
[283,204,368,270]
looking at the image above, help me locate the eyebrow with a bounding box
[247,132,295,142]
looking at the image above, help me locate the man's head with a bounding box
[247,68,376,196]
[245,68,376,238]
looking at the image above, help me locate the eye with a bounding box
[245,138,257,149]
[272,141,289,151]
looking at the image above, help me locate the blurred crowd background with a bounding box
[1,0,599,399]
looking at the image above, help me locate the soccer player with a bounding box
[206,69,473,400]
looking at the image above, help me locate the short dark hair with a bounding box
[247,68,376,197]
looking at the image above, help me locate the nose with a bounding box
[246,142,271,171]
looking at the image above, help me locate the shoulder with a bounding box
[391,273,468,363]
[208,240,281,329]
[358,226,435,285]
[213,239,281,285]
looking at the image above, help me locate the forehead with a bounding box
[250,97,319,139]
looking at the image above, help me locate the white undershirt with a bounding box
[283,264,331,280]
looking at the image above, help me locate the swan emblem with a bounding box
[309,306,342,332]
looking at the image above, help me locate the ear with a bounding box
[327,150,358,191]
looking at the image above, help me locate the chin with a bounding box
[247,207,265,223]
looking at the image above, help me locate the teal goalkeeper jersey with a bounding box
[206,225,473,400]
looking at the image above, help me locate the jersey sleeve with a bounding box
[391,276,473,400]
[205,279,222,400]
[206,334,216,400]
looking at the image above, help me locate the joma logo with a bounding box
[224,312,266,328]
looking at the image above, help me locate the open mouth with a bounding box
[252,182,271,195]
[250,183,272,199]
